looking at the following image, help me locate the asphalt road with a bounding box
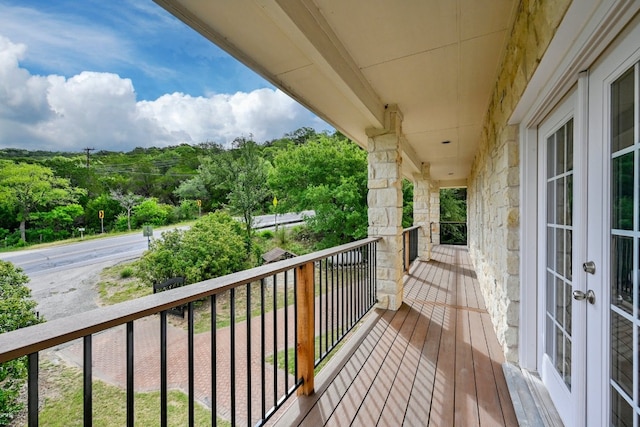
[0,211,312,320]
[1,230,165,320]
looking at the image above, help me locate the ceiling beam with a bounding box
[268,0,386,127]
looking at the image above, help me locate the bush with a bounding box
[120,267,134,279]
[113,213,131,232]
[0,260,43,425]
[131,199,171,228]
[259,230,274,239]
[135,211,248,285]
[175,200,199,221]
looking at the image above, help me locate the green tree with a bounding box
[440,188,467,221]
[0,162,86,242]
[402,179,414,228]
[174,155,232,211]
[85,194,121,233]
[135,212,247,285]
[110,190,143,231]
[30,204,85,241]
[176,138,270,251]
[0,260,43,425]
[226,138,270,251]
[268,133,368,247]
[440,188,467,244]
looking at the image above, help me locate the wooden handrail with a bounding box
[0,237,380,363]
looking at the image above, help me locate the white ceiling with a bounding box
[154,0,517,185]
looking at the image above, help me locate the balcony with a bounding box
[0,235,516,426]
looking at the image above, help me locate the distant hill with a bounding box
[0,148,80,160]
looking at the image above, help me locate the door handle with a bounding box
[573,289,596,304]
[582,261,596,274]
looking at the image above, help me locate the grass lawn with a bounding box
[35,360,227,427]
[266,331,349,377]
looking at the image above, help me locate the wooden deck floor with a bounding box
[272,245,518,426]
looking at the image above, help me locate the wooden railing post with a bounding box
[296,261,315,395]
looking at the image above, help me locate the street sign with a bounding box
[197,199,202,207]
[98,210,104,219]
[273,196,278,207]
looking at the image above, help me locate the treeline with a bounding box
[0,127,393,249]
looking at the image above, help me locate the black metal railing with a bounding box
[315,243,377,366]
[440,221,468,245]
[403,226,420,271]
[0,238,379,427]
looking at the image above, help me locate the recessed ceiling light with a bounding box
[442,140,451,144]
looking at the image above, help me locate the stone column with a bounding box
[412,164,432,261]
[367,105,404,311]
[429,183,440,245]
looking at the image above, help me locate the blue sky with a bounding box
[0,0,331,152]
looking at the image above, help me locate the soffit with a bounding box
[154,0,517,183]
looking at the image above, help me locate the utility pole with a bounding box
[83,147,95,167]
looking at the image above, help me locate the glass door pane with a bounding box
[546,118,574,389]
[610,64,639,427]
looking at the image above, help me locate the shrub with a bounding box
[120,267,134,279]
[259,230,274,239]
[131,198,170,228]
[136,211,247,285]
[0,260,43,425]
[175,200,199,221]
[113,213,131,232]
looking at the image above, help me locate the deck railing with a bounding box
[403,226,420,271]
[0,238,379,427]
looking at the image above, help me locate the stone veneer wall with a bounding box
[467,0,571,363]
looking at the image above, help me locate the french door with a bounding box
[538,18,640,427]
[539,89,585,426]
[586,51,640,427]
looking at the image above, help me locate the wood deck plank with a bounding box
[469,310,506,426]
[480,309,519,427]
[272,246,518,427]
[323,304,412,425]
[428,306,456,427]
[296,309,396,426]
[378,282,436,424]
[454,307,480,426]
[403,261,446,426]
[354,303,421,425]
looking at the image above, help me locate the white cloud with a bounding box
[0,35,329,152]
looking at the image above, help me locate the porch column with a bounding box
[430,183,440,245]
[367,105,404,311]
[413,163,432,261]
